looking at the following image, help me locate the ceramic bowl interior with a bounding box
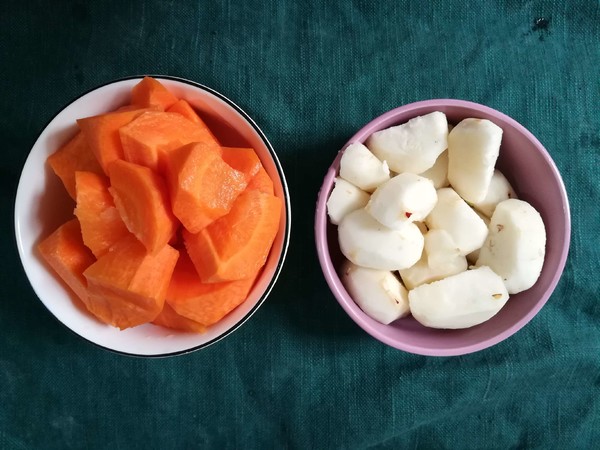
[15,76,291,357]
[315,99,570,356]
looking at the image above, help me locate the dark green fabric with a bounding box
[2,1,599,448]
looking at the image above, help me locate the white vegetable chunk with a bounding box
[338,209,424,270]
[425,188,488,255]
[365,173,437,229]
[342,260,410,324]
[471,169,517,218]
[326,178,370,225]
[339,142,390,192]
[399,229,467,290]
[419,150,449,189]
[476,199,546,294]
[448,118,503,203]
[408,266,509,329]
[466,211,490,265]
[366,111,448,174]
[424,229,465,271]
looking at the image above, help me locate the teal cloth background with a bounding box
[2,1,599,448]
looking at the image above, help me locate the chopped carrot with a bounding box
[166,251,256,326]
[152,303,207,333]
[108,160,178,254]
[166,99,202,124]
[131,76,178,110]
[83,236,179,329]
[120,111,221,172]
[74,171,130,258]
[221,147,261,182]
[37,219,95,308]
[165,142,247,233]
[184,189,281,282]
[246,165,275,195]
[46,131,103,200]
[77,107,155,174]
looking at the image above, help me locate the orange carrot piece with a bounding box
[108,160,178,254]
[184,189,281,283]
[116,104,164,113]
[83,236,179,329]
[74,171,131,258]
[120,111,221,173]
[166,99,202,124]
[47,132,103,200]
[37,219,96,308]
[246,165,275,195]
[166,251,256,326]
[221,147,261,182]
[152,303,207,333]
[165,142,247,233]
[77,107,155,174]
[131,76,179,110]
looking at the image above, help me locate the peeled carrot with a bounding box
[166,99,202,124]
[83,236,179,329]
[131,76,178,110]
[120,111,221,173]
[74,171,130,258]
[165,142,247,233]
[37,219,96,308]
[46,131,103,200]
[246,166,275,195]
[152,303,207,333]
[221,147,261,182]
[108,160,178,254]
[77,107,155,174]
[166,251,256,326]
[184,189,281,283]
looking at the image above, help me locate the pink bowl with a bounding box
[315,99,570,356]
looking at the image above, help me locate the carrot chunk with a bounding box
[47,131,103,200]
[37,219,95,308]
[166,251,256,326]
[221,147,261,181]
[165,142,247,233]
[131,76,178,110]
[108,160,178,254]
[77,107,155,174]
[184,189,281,282]
[83,236,179,329]
[120,111,221,172]
[74,171,130,258]
[152,303,208,333]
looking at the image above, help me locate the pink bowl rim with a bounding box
[315,99,571,356]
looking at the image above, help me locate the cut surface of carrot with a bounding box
[221,147,261,182]
[166,99,202,124]
[108,160,178,254]
[166,252,256,326]
[83,236,179,329]
[120,111,221,172]
[77,107,154,174]
[47,131,103,200]
[152,303,207,333]
[246,166,275,195]
[74,171,130,258]
[165,142,247,233]
[131,76,178,110]
[37,219,96,308]
[184,189,281,282]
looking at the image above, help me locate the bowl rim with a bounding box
[315,98,571,356]
[14,75,291,358]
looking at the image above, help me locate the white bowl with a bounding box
[14,76,291,357]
